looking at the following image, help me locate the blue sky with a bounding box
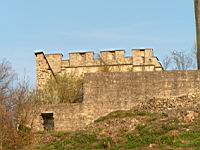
[0,0,196,86]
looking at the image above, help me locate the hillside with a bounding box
[32,108,200,150]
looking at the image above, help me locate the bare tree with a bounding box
[162,56,171,70]
[194,0,200,69]
[171,51,193,70]
[0,59,15,103]
[192,42,198,69]
[0,59,39,150]
[0,59,17,149]
[162,50,194,70]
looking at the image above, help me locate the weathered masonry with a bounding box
[35,48,163,89]
[33,71,200,131]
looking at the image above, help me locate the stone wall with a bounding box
[84,71,200,103]
[35,48,163,89]
[33,70,200,131]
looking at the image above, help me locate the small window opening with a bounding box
[111,52,116,60]
[41,113,54,131]
[80,53,86,61]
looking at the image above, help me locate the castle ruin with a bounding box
[33,48,181,131]
[32,48,200,132]
[35,48,163,89]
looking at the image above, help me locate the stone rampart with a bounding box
[84,71,200,103]
[33,70,200,131]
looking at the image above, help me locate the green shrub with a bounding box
[41,73,83,104]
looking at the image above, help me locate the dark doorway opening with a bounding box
[41,113,54,131]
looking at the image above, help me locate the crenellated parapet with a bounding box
[35,48,163,88]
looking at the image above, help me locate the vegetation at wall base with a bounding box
[34,110,200,150]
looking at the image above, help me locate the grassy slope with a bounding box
[33,110,200,150]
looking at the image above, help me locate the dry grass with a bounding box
[35,110,200,150]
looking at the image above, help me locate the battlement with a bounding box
[35,48,162,67]
[35,48,163,88]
